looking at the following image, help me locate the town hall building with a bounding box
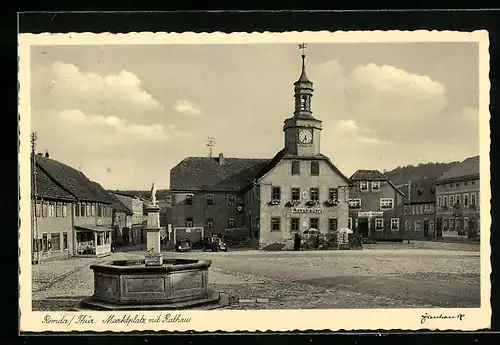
[169,46,351,248]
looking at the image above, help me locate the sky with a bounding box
[30,42,480,190]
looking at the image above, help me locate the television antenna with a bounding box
[206,137,216,158]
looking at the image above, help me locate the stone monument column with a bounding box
[145,183,163,266]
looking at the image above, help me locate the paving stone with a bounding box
[238,299,256,304]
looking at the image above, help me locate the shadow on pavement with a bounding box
[299,275,480,308]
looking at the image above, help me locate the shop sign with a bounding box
[291,208,322,214]
[358,211,383,217]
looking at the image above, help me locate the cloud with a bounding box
[313,60,469,147]
[173,100,202,116]
[57,109,171,140]
[334,119,359,133]
[32,61,162,116]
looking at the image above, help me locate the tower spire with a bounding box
[294,43,313,117]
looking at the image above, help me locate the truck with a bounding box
[201,235,228,252]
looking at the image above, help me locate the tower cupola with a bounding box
[283,43,323,156]
[294,43,314,118]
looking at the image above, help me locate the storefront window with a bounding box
[51,233,61,251]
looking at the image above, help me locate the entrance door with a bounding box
[423,220,429,237]
[358,219,369,238]
[436,218,443,237]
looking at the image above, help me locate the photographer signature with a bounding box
[421,312,465,324]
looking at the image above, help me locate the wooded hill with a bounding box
[383,161,459,185]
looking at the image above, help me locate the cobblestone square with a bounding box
[32,243,480,311]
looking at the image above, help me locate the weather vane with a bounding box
[298,43,307,56]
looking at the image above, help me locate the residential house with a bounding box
[403,177,436,239]
[170,51,350,248]
[109,193,133,247]
[348,170,405,241]
[32,153,114,260]
[31,156,76,261]
[110,191,146,245]
[434,156,480,238]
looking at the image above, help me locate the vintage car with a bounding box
[175,239,192,252]
[201,235,228,252]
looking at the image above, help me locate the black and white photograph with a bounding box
[18,30,491,332]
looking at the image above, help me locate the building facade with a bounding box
[32,160,76,262]
[169,49,350,248]
[403,178,436,239]
[348,170,405,241]
[109,193,133,247]
[32,153,114,261]
[434,156,480,238]
[111,191,146,245]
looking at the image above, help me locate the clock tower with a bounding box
[283,43,323,156]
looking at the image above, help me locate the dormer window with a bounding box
[371,181,380,192]
[360,181,369,192]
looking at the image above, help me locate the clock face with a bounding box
[298,129,313,144]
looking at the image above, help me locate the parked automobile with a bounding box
[201,235,228,252]
[175,239,192,252]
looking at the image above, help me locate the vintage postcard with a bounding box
[18,30,491,332]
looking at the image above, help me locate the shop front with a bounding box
[75,225,113,257]
[355,211,383,238]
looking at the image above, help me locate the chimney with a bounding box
[44,151,50,158]
[218,153,224,166]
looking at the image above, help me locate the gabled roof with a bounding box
[88,181,115,204]
[406,177,436,204]
[108,193,133,215]
[32,163,76,201]
[34,154,112,203]
[435,156,480,183]
[171,150,351,194]
[170,156,270,192]
[108,190,142,199]
[350,169,405,195]
[350,170,388,181]
[248,150,350,190]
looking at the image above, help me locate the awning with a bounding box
[75,225,113,232]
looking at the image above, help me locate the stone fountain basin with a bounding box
[89,258,212,306]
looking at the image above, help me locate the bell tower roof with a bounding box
[295,50,312,85]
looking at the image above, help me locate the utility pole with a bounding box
[31,132,39,264]
[206,137,216,158]
[406,180,411,244]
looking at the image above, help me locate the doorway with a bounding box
[436,218,443,237]
[358,218,369,238]
[423,220,429,237]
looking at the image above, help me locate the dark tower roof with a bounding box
[294,53,312,85]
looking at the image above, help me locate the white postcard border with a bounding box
[18,30,491,332]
